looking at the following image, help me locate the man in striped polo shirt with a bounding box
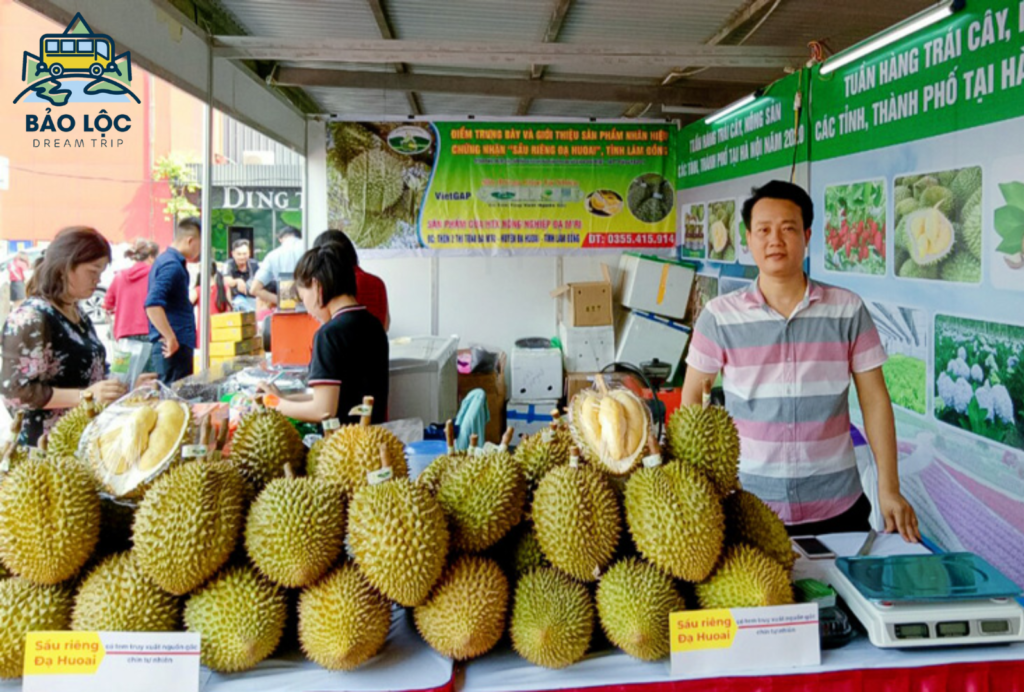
[682,181,920,541]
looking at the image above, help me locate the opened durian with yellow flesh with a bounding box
[83,390,192,497]
[568,375,650,475]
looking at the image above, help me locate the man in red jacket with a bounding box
[312,229,390,330]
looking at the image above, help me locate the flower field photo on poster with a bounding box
[823,179,886,275]
[894,167,983,283]
[934,315,1024,450]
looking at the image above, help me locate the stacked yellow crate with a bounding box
[194,312,260,370]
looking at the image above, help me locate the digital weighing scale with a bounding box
[828,552,1024,649]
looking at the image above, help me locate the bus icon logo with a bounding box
[14,12,139,106]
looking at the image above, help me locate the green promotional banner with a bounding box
[677,72,809,190]
[326,121,676,253]
[810,0,1024,160]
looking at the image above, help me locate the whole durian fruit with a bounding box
[596,557,685,661]
[229,400,306,495]
[433,429,527,552]
[624,442,724,582]
[298,562,391,671]
[46,392,102,458]
[417,420,469,495]
[666,401,741,497]
[0,455,100,584]
[184,565,288,673]
[532,449,621,582]
[71,552,179,632]
[310,397,408,498]
[513,413,573,485]
[510,567,594,669]
[245,464,347,588]
[0,579,73,678]
[696,545,795,609]
[348,444,449,606]
[725,490,796,571]
[414,555,509,660]
[132,460,246,595]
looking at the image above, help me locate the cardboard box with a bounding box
[211,323,257,343]
[617,253,697,320]
[208,335,262,358]
[511,339,563,401]
[615,310,692,380]
[558,322,615,373]
[565,371,599,402]
[506,400,559,446]
[457,351,507,444]
[551,264,614,327]
[210,311,256,328]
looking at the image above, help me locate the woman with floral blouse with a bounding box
[0,227,145,447]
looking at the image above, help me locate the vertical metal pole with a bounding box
[198,38,214,372]
[302,119,310,249]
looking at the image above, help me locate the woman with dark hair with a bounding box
[0,227,137,446]
[313,229,390,330]
[191,260,232,322]
[104,238,160,342]
[258,243,388,424]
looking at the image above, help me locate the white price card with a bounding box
[24,631,200,692]
[670,604,820,678]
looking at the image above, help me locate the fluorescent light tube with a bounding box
[820,1,955,75]
[705,93,758,124]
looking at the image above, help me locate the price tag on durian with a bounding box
[322,417,341,431]
[642,453,662,468]
[669,605,819,679]
[23,631,200,692]
[367,467,393,485]
[181,444,207,459]
[348,403,373,417]
[541,430,555,443]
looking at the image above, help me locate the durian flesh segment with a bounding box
[569,388,650,475]
[413,555,509,661]
[298,563,391,671]
[905,207,954,265]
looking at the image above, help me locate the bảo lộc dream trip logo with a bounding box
[14,12,137,148]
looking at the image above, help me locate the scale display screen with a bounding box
[894,623,929,639]
[835,553,1022,602]
[937,621,969,638]
[981,620,1011,634]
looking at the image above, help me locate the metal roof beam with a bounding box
[518,0,575,116]
[214,37,806,70]
[272,67,761,108]
[365,0,421,116]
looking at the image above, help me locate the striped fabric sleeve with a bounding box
[849,299,888,373]
[685,304,725,374]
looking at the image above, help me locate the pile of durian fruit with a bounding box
[0,379,796,680]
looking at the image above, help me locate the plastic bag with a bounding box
[79,382,198,499]
[109,338,153,389]
[568,374,651,475]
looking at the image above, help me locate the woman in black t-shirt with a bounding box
[257,243,388,423]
